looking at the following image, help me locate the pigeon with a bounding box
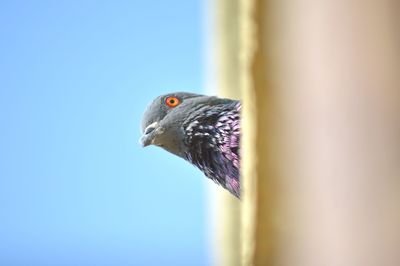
[140,92,241,198]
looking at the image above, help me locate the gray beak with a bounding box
[140,122,160,147]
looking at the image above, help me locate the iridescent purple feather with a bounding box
[183,101,241,197]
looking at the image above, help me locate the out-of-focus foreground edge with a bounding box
[206,0,241,265]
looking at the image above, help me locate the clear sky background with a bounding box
[0,1,211,265]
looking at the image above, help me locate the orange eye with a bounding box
[165,96,180,107]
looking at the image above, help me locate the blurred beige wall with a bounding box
[210,0,399,265]
[240,0,400,265]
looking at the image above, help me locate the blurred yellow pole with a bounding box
[240,0,278,264]
[240,0,400,265]
[208,0,241,266]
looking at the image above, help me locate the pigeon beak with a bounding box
[140,122,161,147]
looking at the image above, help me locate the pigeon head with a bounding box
[140,92,214,157]
[140,92,241,198]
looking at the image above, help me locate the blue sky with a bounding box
[0,1,211,265]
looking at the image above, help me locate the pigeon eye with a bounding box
[165,96,180,107]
